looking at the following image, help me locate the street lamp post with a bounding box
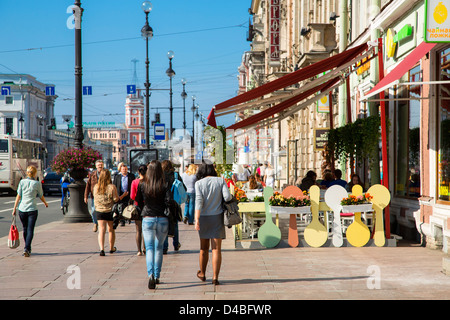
[74,0,84,150]
[191,95,196,148]
[166,50,175,138]
[65,1,91,223]
[195,105,200,151]
[141,1,153,148]
[181,78,187,130]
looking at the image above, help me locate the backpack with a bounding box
[171,172,187,205]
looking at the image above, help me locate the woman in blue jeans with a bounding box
[181,164,197,225]
[135,160,171,290]
[12,166,48,257]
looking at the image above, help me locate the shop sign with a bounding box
[314,128,329,151]
[386,28,397,58]
[317,94,330,113]
[425,0,450,43]
[356,57,371,75]
[385,25,413,59]
[269,0,281,66]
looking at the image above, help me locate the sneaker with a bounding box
[183,216,188,224]
[163,248,168,254]
[23,250,30,257]
[174,243,181,251]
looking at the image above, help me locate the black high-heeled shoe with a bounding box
[99,250,105,256]
[148,275,156,289]
[212,279,220,285]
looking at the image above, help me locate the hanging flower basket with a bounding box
[341,203,373,213]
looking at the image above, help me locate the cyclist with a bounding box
[60,173,74,212]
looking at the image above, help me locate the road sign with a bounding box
[154,123,165,140]
[45,86,55,96]
[83,86,92,95]
[121,140,127,145]
[141,139,146,145]
[127,85,136,94]
[1,86,11,95]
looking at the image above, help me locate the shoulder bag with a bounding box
[122,204,141,220]
[223,195,242,228]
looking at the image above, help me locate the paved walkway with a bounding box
[1,219,450,301]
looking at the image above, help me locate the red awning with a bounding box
[227,77,340,130]
[365,41,437,97]
[214,43,369,112]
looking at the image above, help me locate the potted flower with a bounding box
[51,147,102,181]
[340,193,373,213]
[234,187,249,202]
[252,195,264,202]
[269,191,311,214]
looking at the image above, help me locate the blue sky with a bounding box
[0,0,251,129]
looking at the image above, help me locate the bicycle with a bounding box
[61,189,70,215]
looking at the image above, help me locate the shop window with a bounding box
[394,65,421,198]
[438,48,450,202]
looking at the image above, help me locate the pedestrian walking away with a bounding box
[130,164,147,256]
[93,169,119,256]
[161,160,183,253]
[195,160,232,285]
[84,159,104,232]
[181,164,198,225]
[135,160,171,290]
[11,165,48,257]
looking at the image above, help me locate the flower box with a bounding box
[270,206,311,215]
[341,203,373,213]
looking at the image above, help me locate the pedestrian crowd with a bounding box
[10,159,364,291]
[11,158,232,291]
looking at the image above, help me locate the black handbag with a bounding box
[223,195,242,228]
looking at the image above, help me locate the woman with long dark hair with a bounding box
[135,160,171,289]
[194,160,232,285]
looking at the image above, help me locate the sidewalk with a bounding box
[1,218,450,300]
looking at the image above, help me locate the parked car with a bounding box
[42,172,63,195]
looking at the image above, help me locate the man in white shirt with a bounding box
[237,165,251,181]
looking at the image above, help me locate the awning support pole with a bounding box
[378,37,391,239]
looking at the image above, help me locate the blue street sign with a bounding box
[121,140,127,145]
[1,86,11,95]
[127,85,136,94]
[83,86,92,95]
[154,123,165,140]
[45,86,55,96]
[141,139,146,145]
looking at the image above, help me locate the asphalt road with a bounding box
[0,193,65,238]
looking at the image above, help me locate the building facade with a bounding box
[235,0,450,250]
[85,93,145,167]
[0,74,57,168]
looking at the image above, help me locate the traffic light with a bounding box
[47,118,56,130]
[155,113,160,123]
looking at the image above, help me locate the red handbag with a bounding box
[8,216,20,249]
